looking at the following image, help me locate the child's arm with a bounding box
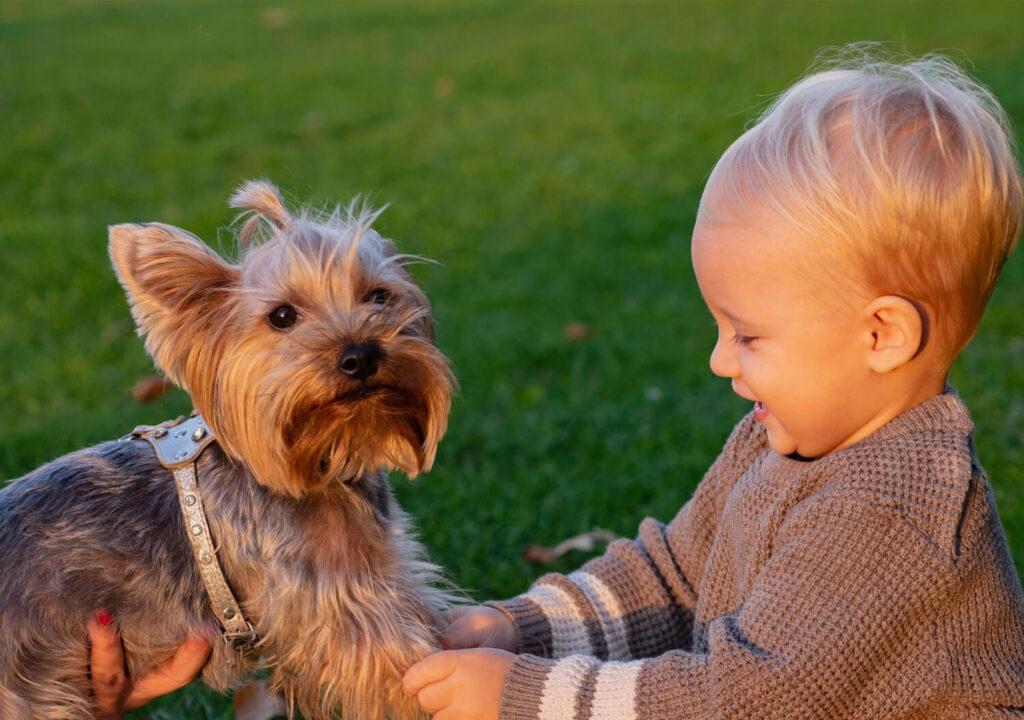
[487,490,954,719]
[402,415,766,719]
[493,514,702,660]
[492,413,765,662]
[406,478,960,719]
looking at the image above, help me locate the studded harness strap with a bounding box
[126,413,258,650]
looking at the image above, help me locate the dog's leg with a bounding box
[0,627,95,720]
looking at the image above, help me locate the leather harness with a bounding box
[125,413,259,651]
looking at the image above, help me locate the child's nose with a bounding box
[709,336,738,379]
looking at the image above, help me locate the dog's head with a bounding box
[109,180,453,497]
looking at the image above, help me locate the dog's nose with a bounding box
[338,343,383,380]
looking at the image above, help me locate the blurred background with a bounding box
[2,2,1023,717]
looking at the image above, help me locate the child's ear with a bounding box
[108,222,240,384]
[864,295,927,374]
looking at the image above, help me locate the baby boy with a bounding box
[403,48,1024,719]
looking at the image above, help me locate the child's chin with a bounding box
[766,428,799,456]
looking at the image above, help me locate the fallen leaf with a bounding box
[234,679,288,720]
[261,7,290,28]
[523,528,619,564]
[132,374,173,403]
[434,76,455,98]
[563,322,591,341]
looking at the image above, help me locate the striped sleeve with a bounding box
[492,568,638,660]
[499,655,646,720]
[491,413,765,662]
[492,520,696,660]
[496,484,955,720]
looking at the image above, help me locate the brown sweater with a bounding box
[493,389,1024,718]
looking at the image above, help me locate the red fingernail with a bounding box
[96,610,113,627]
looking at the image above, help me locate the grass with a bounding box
[2,1,1024,717]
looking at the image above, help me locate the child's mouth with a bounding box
[753,401,769,422]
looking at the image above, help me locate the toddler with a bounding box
[402,48,1024,719]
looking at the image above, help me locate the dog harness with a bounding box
[127,413,259,651]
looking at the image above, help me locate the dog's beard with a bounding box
[279,340,452,493]
[288,386,432,486]
[190,324,452,497]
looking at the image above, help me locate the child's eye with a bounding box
[731,333,757,347]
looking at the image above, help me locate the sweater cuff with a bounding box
[499,654,555,720]
[488,598,552,656]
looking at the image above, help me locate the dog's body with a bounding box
[0,182,455,719]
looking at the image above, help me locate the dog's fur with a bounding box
[0,181,455,719]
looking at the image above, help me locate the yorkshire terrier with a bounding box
[0,181,456,719]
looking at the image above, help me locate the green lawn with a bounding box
[2,2,1024,717]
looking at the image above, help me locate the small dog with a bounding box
[0,181,455,719]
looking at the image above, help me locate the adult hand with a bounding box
[403,648,514,720]
[88,612,212,720]
[440,606,517,652]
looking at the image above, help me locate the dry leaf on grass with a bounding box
[523,528,619,564]
[131,374,173,403]
[563,322,592,341]
[434,76,455,98]
[261,7,290,29]
[234,679,288,720]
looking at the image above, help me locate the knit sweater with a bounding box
[492,390,1024,719]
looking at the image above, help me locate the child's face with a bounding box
[691,193,886,458]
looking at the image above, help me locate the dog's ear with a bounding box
[109,222,240,385]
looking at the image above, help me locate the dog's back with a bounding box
[0,438,203,719]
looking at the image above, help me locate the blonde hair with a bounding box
[706,45,1023,360]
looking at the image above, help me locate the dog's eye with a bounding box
[268,304,299,330]
[365,288,392,306]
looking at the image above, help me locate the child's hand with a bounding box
[402,648,513,720]
[440,606,517,651]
